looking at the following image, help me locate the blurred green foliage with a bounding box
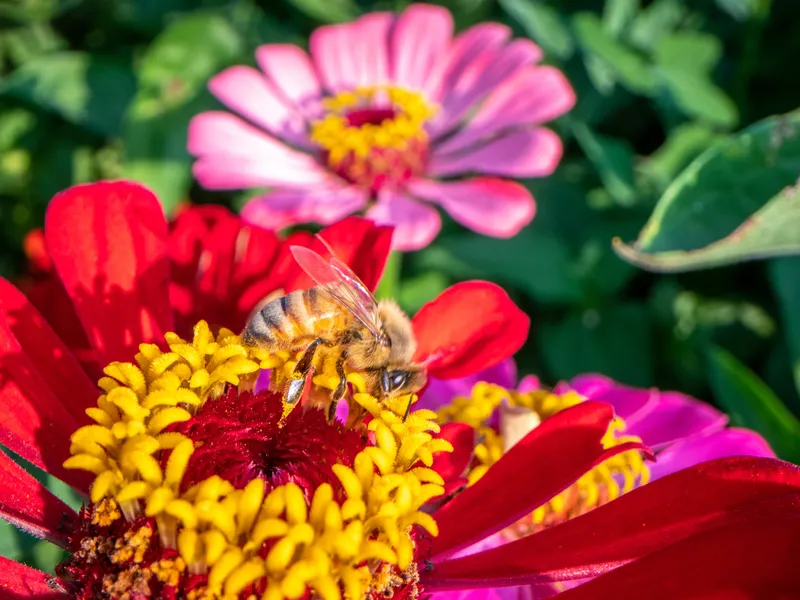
[2,0,800,566]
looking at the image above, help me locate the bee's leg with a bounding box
[284,338,327,405]
[328,354,348,421]
[292,338,326,379]
[402,396,412,422]
[284,378,307,405]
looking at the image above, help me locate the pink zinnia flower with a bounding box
[187,3,575,250]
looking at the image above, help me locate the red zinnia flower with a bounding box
[1,182,799,599]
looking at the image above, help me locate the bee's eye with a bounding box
[389,371,408,390]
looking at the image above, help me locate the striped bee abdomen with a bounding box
[242,287,343,351]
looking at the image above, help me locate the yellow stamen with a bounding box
[64,320,451,598]
[309,85,436,188]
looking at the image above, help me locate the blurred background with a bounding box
[1,0,800,562]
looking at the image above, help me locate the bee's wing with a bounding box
[290,244,384,339]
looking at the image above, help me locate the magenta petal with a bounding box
[365,189,441,251]
[434,67,575,156]
[431,40,542,139]
[0,451,74,547]
[390,3,453,92]
[255,44,322,117]
[310,13,394,91]
[188,112,330,189]
[418,358,518,412]
[0,556,66,598]
[571,374,656,423]
[427,23,511,104]
[429,128,562,179]
[407,178,534,238]
[241,185,367,231]
[208,66,310,149]
[650,428,776,480]
[629,391,728,449]
[517,375,541,394]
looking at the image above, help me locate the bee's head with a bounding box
[380,364,427,398]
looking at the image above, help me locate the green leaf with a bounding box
[498,0,574,59]
[614,182,800,271]
[707,345,800,462]
[652,32,738,127]
[572,121,636,206]
[603,0,639,38]
[0,52,135,136]
[616,111,800,257]
[417,231,581,304]
[539,304,653,386]
[572,12,656,95]
[627,0,686,52]
[641,122,721,189]
[715,0,768,21]
[283,0,359,23]
[122,13,241,215]
[768,257,800,398]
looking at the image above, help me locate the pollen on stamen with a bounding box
[58,320,451,600]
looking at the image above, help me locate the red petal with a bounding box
[559,516,800,599]
[169,205,283,334]
[424,456,800,589]
[412,281,529,379]
[430,422,475,483]
[0,556,66,598]
[45,181,172,364]
[0,279,96,424]
[0,283,92,493]
[430,402,649,559]
[0,451,74,547]
[285,217,393,293]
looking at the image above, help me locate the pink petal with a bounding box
[0,451,74,547]
[0,556,66,598]
[426,23,512,103]
[240,185,367,230]
[255,44,322,116]
[629,391,728,449]
[434,67,575,155]
[208,66,310,149]
[571,375,658,424]
[390,4,453,92]
[430,127,563,179]
[310,13,393,91]
[650,428,776,480]
[366,189,441,251]
[188,112,330,189]
[408,177,534,238]
[517,375,541,393]
[431,39,542,139]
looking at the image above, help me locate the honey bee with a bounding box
[242,239,427,419]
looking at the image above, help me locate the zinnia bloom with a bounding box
[187,3,575,250]
[3,182,800,599]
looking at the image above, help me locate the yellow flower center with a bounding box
[310,86,436,192]
[63,321,452,600]
[437,382,650,536]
